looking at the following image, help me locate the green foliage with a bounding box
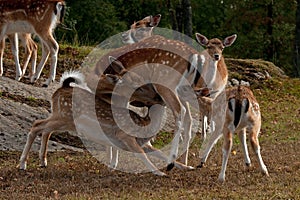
[54,0,298,75]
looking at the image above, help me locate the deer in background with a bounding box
[122,14,161,44]
[0,33,37,80]
[196,85,269,182]
[0,0,65,86]
[19,58,192,175]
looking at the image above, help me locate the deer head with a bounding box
[122,14,161,44]
[195,33,237,61]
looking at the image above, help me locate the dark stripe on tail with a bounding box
[62,77,76,88]
[234,101,242,127]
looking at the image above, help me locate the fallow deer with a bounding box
[192,33,237,141]
[0,33,37,80]
[196,85,269,182]
[93,34,206,168]
[121,14,161,44]
[0,0,65,86]
[19,58,192,174]
[93,32,237,167]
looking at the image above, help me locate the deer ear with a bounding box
[223,34,237,47]
[150,14,161,27]
[195,33,209,47]
[108,56,127,75]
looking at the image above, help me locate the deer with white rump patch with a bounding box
[122,14,161,44]
[0,33,37,80]
[0,0,65,86]
[196,85,269,182]
[19,57,191,175]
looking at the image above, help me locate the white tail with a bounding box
[197,85,269,182]
[122,14,161,44]
[0,0,65,86]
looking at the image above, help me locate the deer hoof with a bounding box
[167,162,175,171]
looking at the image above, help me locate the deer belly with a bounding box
[5,21,35,34]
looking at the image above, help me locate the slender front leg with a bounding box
[155,85,184,168]
[180,101,193,166]
[197,130,223,168]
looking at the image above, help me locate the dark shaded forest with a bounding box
[55,0,298,76]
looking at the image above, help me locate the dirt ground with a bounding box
[0,139,299,199]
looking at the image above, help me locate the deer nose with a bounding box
[214,54,220,61]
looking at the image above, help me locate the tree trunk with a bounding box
[182,0,193,38]
[294,0,300,77]
[266,2,274,62]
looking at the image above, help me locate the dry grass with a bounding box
[0,45,299,199]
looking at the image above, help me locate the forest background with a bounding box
[54,0,299,77]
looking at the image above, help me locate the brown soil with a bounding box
[0,47,299,199]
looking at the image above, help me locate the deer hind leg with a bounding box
[19,119,50,170]
[38,120,75,168]
[32,33,58,86]
[218,129,233,182]
[20,34,37,78]
[31,41,49,83]
[238,128,251,167]
[155,85,185,168]
[8,33,22,81]
[248,124,269,176]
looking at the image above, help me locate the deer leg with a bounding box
[39,131,52,168]
[118,131,166,176]
[38,120,75,168]
[29,41,38,79]
[19,34,31,77]
[19,119,49,170]
[9,33,22,81]
[31,39,50,83]
[143,142,194,170]
[180,101,193,166]
[197,129,223,168]
[238,128,251,167]
[218,129,233,182]
[42,34,59,86]
[155,85,185,169]
[107,146,119,169]
[249,124,269,176]
[0,37,5,76]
